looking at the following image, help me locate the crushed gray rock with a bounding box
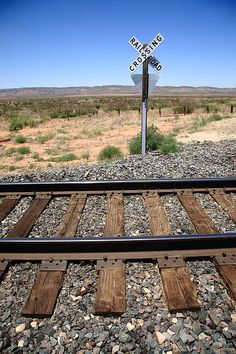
[124,195,151,236]
[76,195,107,237]
[29,197,70,238]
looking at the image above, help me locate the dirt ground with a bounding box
[0,107,235,174]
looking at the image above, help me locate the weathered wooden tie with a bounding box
[214,253,236,302]
[143,192,172,235]
[179,191,236,303]
[178,192,218,234]
[0,196,19,222]
[212,192,236,301]
[55,194,87,237]
[95,259,126,314]
[144,192,200,311]
[159,260,200,311]
[95,193,126,314]
[7,196,50,238]
[21,266,65,317]
[210,191,236,223]
[0,260,9,282]
[0,197,20,281]
[0,196,49,282]
[22,195,86,317]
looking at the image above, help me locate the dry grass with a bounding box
[0,97,235,174]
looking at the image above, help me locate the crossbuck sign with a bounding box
[128,33,164,72]
[128,33,165,155]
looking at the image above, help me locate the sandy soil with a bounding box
[178,116,236,143]
[0,108,235,174]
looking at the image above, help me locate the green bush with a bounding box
[17,146,31,154]
[15,135,27,144]
[50,106,96,118]
[159,136,180,154]
[36,132,55,144]
[189,114,223,133]
[15,155,24,161]
[189,118,207,132]
[129,125,163,154]
[5,147,17,156]
[8,116,24,131]
[8,115,36,131]
[128,134,141,155]
[98,145,123,161]
[129,125,180,155]
[21,115,36,128]
[207,103,219,113]
[173,104,194,114]
[50,110,77,119]
[207,114,223,122]
[50,153,77,162]
[80,128,102,138]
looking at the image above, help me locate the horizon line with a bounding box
[1,85,236,90]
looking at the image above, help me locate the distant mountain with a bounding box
[0,85,236,99]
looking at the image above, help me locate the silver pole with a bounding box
[141,101,147,154]
[141,46,149,155]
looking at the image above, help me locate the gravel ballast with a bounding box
[0,140,236,353]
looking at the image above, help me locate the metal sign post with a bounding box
[141,50,149,154]
[128,33,164,154]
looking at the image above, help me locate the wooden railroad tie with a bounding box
[178,190,236,303]
[0,195,50,282]
[144,191,200,311]
[95,193,126,314]
[0,196,20,223]
[7,195,51,238]
[0,196,21,281]
[210,190,236,301]
[22,194,87,317]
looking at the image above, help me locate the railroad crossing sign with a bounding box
[128,34,164,72]
[128,33,165,155]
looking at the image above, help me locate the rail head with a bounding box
[1,233,236,261]
[0,177,235,195]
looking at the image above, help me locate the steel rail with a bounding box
[1,234,236,261]
[0,177,236,194]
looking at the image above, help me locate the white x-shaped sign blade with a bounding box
[148,55,162,72]
[128,33,164,73]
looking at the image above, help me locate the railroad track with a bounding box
[0,177,236,318]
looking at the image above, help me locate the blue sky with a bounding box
[0,0,235,88]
